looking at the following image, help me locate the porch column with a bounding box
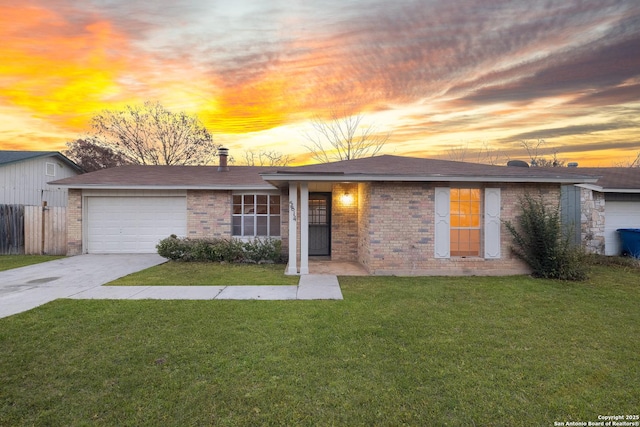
[300,182,309,275]
[286,182,298,275]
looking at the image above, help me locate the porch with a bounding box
[285,181,361,275]
[308,258,369,276]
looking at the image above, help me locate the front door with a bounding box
[309,193,331,256]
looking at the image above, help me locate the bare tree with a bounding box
[520,139,565,167]
[303,112,389,163]
[64,137,131,172]
[613,152,640,167]
[520,139,545,166]
[445,143,469,162]
[90,101,218,165]
[478,141,507,165]
[625,151,640,167]
[239,150,292,167]
[444,141,506,165]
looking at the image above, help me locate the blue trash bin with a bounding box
[617,228,640,258]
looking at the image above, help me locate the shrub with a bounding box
[504,193,588,281]
[242,238,282,263]
[155,234,187,261]
[213,239,245,262]
[156,236,282,263]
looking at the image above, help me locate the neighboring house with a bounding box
[52,151,599,275]
[560,168,640,256]
[0,151,83,207]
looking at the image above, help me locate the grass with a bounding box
[0,255,64,271]
[107,261,300,286]
[0,265,638,426]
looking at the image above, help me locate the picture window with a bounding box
[232,194,281,237]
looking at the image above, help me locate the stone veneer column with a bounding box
[580,188,606,254]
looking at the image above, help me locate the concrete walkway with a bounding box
[68,274,343,301]
[0,255,342,319]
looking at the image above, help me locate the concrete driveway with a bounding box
[0,254,166,319]
[0,255,344,319]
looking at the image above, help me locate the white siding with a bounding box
[604,201,640,256]
[0,157,78,207]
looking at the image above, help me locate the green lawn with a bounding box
[0,255,64,271]
[0,265,638,426]
[107,261,300,286]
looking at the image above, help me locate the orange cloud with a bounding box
[0,5,138,128]
[201,39,376,133]
[207,72,294,133]
[1,0,637,169]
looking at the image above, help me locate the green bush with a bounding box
[156,235,282,263]
[242,238,282,263]
[504,193,588,281]
[155,234,187,261]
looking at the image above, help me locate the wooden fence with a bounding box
[0,204,24,254]
[0,204,67,255]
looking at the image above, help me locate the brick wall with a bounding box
[356,182,560,276]
[66,189,83,255]
[65,189,288,257]
[187,189,289,259]
[331,183,359,261]
[186,190,232,238]
[363,182,435,273]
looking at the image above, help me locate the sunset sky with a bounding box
[1,0,639,166]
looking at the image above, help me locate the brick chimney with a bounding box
[218,147,229,172]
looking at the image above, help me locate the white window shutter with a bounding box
[434,187,450,258]
[484,188,501,259]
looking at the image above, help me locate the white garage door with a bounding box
[87,197,187,253]
[604,201,640,256]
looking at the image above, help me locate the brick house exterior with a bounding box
[348,182,559,275]
[53,154,600,276]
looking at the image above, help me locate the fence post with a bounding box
[42,201,48,254]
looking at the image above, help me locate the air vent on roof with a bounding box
[506,160,529,168]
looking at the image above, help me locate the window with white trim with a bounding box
[450,188,481,257]
[45,162,56,176]
[232,194,281,237]
[434,187,501,259]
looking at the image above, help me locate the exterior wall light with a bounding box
[340,193,354,205]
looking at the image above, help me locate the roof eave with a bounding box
[51,184,278,191]
[1,152,83,172]
[260,173,599,184]
[576,184,640,193]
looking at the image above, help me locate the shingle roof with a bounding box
[261,155,599,184]
[50,164,280,189]
[52,155,609,189]
[549,167,640,191]
[0,150,83,172]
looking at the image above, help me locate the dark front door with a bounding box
[309,193,331,256]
